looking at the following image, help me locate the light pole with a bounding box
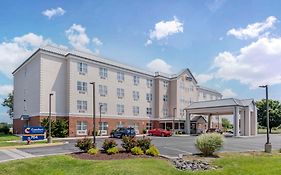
[259,85,271,153]
[99,104,103,136]
[48,93,53,143]
[90,82,96,146]
[173,107,176,134]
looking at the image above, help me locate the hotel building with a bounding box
[13,45,222,136]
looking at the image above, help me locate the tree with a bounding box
[41,118,69,138]
[1,93,13,118]
[256,99,281,133]
[222,118,232,131]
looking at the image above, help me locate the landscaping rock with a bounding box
[172,158,216,171]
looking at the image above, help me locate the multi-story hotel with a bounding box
[13,45,222,136]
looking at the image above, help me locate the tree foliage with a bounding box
[1,93,13,118]
[41,118,69,137]
[256,99,281,133]
[222,118,232,130]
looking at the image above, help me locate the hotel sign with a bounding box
[22,126,45,141]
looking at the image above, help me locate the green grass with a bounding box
[0,153,281,175]
[0,134,20,142]
[258,128,281,134]
[0,140,49,147]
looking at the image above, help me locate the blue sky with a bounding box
[1,0,281,123]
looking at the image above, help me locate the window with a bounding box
[147,79,153,88]
[133,106,139,116]
[146,107,152,115]
[76,121,87,135]
[146,93,152,102]
[117,88,125,98]
[116,121,124,128]
[99,122,108,131]
[117,104,124,115]
[203,93,206,99]
[133,91,139,101]
[117,72,124,82]
[77,100,87,112]
[99,85,108,96]
[146,122,152,130]
[77,81,87,93]
[163,95,168,102]
[77,62,87,74]
[190,85,194,91]
[163,108,168,117]
[163,81,169,88]
[99,103,107,114]
[133,76,140,85]
[99,67,108,79]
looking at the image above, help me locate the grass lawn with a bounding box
[0,140,49,147]
[0,153,281,175]
[258,128,281,134]
[0,134,20,142]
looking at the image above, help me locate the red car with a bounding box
[148,128,172,137]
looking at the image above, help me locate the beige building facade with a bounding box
[13,45,222,136]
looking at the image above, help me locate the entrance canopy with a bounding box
[184,98,257,137]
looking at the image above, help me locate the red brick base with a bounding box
[13,116,150,137]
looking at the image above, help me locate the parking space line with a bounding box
[0,150,23,159]
[162,147,191,154]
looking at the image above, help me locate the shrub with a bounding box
[131,146,144,155]
[41,118,69,138]
[195,133,223,156]
[88,148,99,155]
[0,125,10,134]
[146,145,160,156]
[106,146,119,155]
[121,136,137,152]
[75,138,93,152]
[136,137,152,152]
[102,139,117,151]
[142,129,147,134]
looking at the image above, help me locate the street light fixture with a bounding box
[90,82,96,146]
[173,107,176,134]
[259,85,271,153]
[47,93,54,143]
[99,104,103,136]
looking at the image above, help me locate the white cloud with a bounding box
[0,33,53,78]
[206,0,226,12]
[0,85,13,96]
[213,37,281,88]
[65,24,91,52]
[144,39,152,46]
[146,59,172,74]
[145,16,183,45]
[222,89,237,98]
[42,7,65,19]
[195,73,214,84]
[92,37,103,46]
[227,16,277,40]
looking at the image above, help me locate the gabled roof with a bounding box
[197,85,222,95]
[191,116,207,123]
[187,98,255,110]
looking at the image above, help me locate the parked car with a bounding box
[111,127,136,138]
[206,128,223,134]
[148,128,172,137]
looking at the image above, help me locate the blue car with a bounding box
[112,127,136,138]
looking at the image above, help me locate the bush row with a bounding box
[75,136,160,156]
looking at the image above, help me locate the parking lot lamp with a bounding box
[173,107,176,134]
[47,93,53,143]
[99,104,103,136]
[90,82,96,146]
[259,85,271,153]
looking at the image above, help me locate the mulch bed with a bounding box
[71,151,152,160]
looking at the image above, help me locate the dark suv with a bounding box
[111,127,136,138]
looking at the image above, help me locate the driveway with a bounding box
[0,134,280,162]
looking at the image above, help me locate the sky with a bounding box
[0,0,281,123]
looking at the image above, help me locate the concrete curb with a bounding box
[0,142,65,150]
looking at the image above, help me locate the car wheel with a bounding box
[161,133,165,137]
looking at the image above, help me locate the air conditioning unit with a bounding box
[77,130,87,135]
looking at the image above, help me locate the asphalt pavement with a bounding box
[0,134,280,162]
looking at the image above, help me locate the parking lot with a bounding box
[1,134,280,162]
